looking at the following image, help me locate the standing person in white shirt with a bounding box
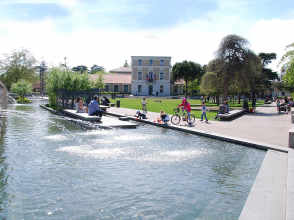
[141,98,148,112]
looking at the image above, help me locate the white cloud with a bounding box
[0,13,293,74]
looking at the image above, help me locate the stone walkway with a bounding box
[107,102,291,148]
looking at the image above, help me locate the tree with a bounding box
[95,71,105,91]
[0,48,38,90]
[200,59,226,105]
[35,60,48,94]
[72,65,88,73]
[171,61,203,98]
[215,34,251,99]
[259,52,277,67]
[11,79,33,102]
[90,64,105,74]
[45,67,94,107]
[123,60,129,67]
[279,43,294,94]
[257,52,279,91]
[59,57,69,69]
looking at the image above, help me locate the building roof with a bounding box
[109,67,131,73]
[171,79,185,85]
[90,73,132,84]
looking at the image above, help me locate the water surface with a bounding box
[0,101,266,219]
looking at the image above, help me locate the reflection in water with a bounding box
[0,100,266,219]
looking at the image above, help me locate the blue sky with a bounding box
[0,0,294,72]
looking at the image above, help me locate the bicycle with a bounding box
[171,108,195,125]
[142,105,147,114]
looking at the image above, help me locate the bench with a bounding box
[105,103,116,107]
[99,105,110,111]
[63,109,101,121]
[170,96,179,99]
[116,95,124,98]
[216,108,247,120]
[264,101,272,104]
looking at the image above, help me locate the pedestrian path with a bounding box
[106,103,291,148]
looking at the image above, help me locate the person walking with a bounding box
[200,101,209,122]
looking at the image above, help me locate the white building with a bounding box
[131,56,175,96]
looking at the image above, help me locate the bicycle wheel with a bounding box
[187,114,196,124]
[171,115,181,125]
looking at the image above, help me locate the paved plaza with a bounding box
[106,102,291,149]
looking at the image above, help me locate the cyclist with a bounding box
[178,98,192,125]
[141,98,148,111]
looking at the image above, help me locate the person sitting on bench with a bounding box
[101,96,110,105]
[75,97,86,113]
[88,95,103,117]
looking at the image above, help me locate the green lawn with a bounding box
[108,98,265,121]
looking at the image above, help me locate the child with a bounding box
[276,99,280,113]
[135,111,147,119]
[160,110,170,124]
[200,101,209,122]
[178,98,192,125]
[141,98,148,109]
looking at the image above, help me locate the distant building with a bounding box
[280,66,289,81]
[90,74,132,93]
[90,56,184,95]
[131,56,183,96]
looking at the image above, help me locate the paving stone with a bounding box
[286,191,294,220]
[239,188,285,220]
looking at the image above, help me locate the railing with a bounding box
[146,78,156,83]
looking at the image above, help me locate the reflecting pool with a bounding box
[0,100,266,219]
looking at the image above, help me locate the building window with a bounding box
[173,85,178,94]
[138,72,142,80]
[138,85,142,93]
[114,85,119,92]
[124,85,128,93]
[160,72,164,80]
[138,59,142,66]
[160,60,164,66]
[149,60,153,66]
[160,85,163,93]
[105,85,109,92]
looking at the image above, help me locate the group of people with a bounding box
[276,97,293,114]
[135,98,209,125]
[75,95,103,119]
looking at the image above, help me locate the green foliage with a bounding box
[259,52,277,66]
[72,65,88,73]
[45,67,94,107]
[90,64,105,74]
[215,34,257,98]
[11,80,33,102]
[171,60,203,98]
[123,60,129,67]
[0,48,38,90]
[15,96,30,102]
[279,43,294,68]
[95,71,105,89]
